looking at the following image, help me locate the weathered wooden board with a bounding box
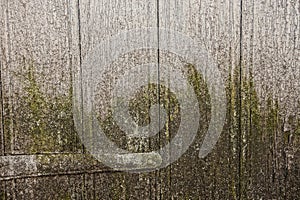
[0,0,6,156]
[74,0,159,199]
[0,0,299,199]
[240,0,300,199]
[0,0,82,155]
[5,175,84,199]
[157,0,242,199]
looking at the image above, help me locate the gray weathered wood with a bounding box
[0,0,299,199]
[158,0,242,199]
[1,0,81,154]
[241,0,300,199]
[75,0,159,199]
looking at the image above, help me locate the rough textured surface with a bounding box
[1,0,80,155]
[0,0,299,199]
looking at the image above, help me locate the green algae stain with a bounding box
[9,61,298,199]
[97,63,211,154]
[23,64,55,152]
[16,62,81,153]
[98,83,181,153]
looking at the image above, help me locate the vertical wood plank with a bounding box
[158,0,241,198]
[0,0,11,156]
[2,0,81,154]
[241,0,300,199]
[77,0,158,199]
[0,0,8,156]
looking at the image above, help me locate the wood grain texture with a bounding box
[158,0,241,199]
[241,0,300,199]
[75,0,159,199]
[0,0,7,156]
[1,0,82,154]
[0,0,299,199]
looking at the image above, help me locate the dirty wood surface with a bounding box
[0,0,299,199]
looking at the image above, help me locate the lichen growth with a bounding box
[98,83,181,153]
[4,60,298,199]
[15,62,81,153]
[97,63,211,154]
